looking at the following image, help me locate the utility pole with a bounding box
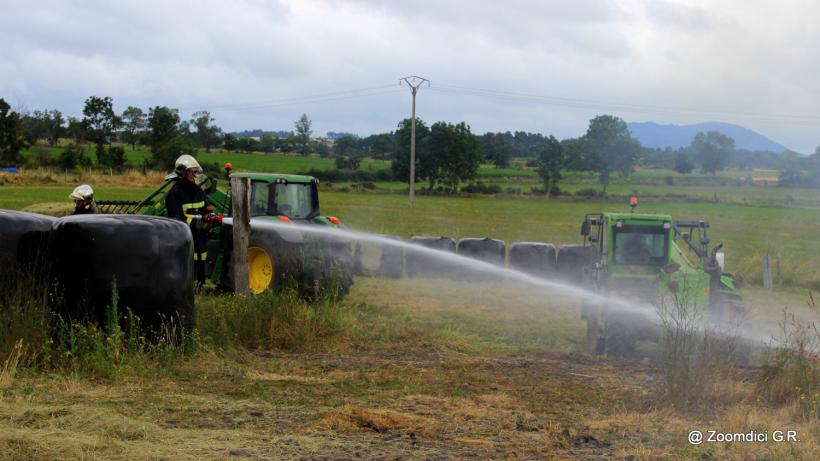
[400,76,429,207]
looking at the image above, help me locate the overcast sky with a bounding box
[1,0,818,152]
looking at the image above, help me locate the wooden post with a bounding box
[762,252,772,289]
[775,253,783,287]
[230,177,251,295]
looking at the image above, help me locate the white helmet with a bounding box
[69,184,94,201]
[165,155,202,180]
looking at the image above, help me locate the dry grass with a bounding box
[314,404,442,437]
[0,168,164,187]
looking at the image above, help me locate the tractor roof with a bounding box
[603,212,672,223]
[229,172,316,184]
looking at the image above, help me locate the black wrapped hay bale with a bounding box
[50,215,195,333]
[509,242,556,278]
[456,238,506,266]
[456,238,506,281]
[405,236,456,278]
[377,235,404,278]
[0,209,55,281]
[354,235,404,278]
[557,244,598,285]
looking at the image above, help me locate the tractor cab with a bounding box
[225,172,341,227]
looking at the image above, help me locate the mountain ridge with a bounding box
[628,121,787,152]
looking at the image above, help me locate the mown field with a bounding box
[2,168,819,459]
[4,178,818,290]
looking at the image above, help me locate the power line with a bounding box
[430,83,820,125]
[186,84,401,112]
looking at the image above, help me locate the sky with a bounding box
[1,0,819,153]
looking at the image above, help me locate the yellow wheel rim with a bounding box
[248,246,274,294]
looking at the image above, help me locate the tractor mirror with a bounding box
[580,221,590,236]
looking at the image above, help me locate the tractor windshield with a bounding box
[249,181,318,219]
[613,226,668,266]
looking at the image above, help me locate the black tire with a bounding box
[557,244,598,285]
[406,236,456,278]
[0,210,55,283]
[508,242,556,278]
[50,215,195,334]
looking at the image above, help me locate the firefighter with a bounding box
[165,154,219,287]
[69,184,98,215]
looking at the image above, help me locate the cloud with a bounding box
[1,0,818,151]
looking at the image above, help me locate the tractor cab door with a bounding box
[250,179,320,221]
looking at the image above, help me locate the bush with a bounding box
[575,188,599,197]
[335,153,363,170]
[461,181,502,194]
[299,168,394,182]
[656,288,742,411]
[57,144,91,170]
[97,145,126,170]
[151,137,194,170]
[757,299,820,420]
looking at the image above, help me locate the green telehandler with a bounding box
[578,200,743,357]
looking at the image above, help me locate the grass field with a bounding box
[3,181,820,289]
[2,166,819,459]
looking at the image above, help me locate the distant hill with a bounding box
[627,121,787,153]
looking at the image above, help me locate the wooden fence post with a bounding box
[762,252,772,289]
[775,253,783,287]
[231,177,251,295]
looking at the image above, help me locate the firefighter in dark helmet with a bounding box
[165,154,220,287]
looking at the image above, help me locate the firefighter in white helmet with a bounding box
[69,184,98,215]
[165,155,220,287]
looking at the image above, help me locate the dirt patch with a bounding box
[314,404,442,437]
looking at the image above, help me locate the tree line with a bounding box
[3,94,820,191]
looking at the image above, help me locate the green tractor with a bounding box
[579,204,742,357]
[97,165,353,297]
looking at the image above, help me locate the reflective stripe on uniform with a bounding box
[193,251,208,261]
[182,201,205,225]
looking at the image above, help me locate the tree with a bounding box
[66,117,86,144]
[362,133,394,160]
[147,106,182,169]
[333,135,359,157]
[430,121,482,190]
[189,110,221,152]
[535,135,565,198]
[294,113,312,155]
[121,106,146,150]
[0,98,27,165]
[690,131,734,175]
[580,115,642,197]
[222,133,237,151]
[11,109,63,148]
[82,96,122,164]
[673,150,695,174]
[392,118,433,187]
[778,150,805,187]
[480,132,514,168]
